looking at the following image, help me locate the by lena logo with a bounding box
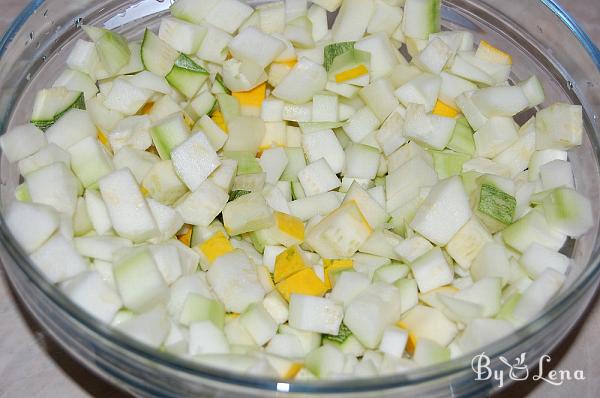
[471,352,585,387]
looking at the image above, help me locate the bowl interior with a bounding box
[0,0,599,394]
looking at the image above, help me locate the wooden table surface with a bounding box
[0,1,599,397]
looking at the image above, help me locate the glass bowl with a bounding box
[1,0,599,396]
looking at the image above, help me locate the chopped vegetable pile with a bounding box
[0,0,593,380]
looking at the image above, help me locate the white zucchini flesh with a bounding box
[535,102,583,150]
[329,271,371,306]
[394,73,441,112]
[73,236,132,262]
[104,78,153,115]
[298,158,341,196]
[18,143,71,177]
[410,176,471,246]
[0,123,47,163]
[171,132,221,191]
[239,303,278,345]
[112,146,159,183]
[403,0,441,40]
[519,75,545,107]
[289,294,343,335]
[359,78,400,123]
[53,68,99,100]
[224,116,266,153]
[26,162,80,216]
[342,106,380,143]
[141,28,180,77]
[367,1,403,36]
[355,32,401,80]
[61,271,122,323]
[4,201,60,253]
[342,181,387,230]
[116,306,170,348]
[512,269,565,325]
[307,4,328,42]
[474,116,519,158]
[189,320,231,355]
[204,0,254,34]
[302,129,346,174]
[67,39,100,78]
[158,17,206,55]
[470,85,529,117]
[206,250,266,313]
[98,168,158,242]
[176,180,229,226]
[229,27,286,69]
[331,0,374,42]
[31,233,89,283]
[272,58,327,104]
[196,25,233,64]
[68,136,114,188]
[129,71,172,95]
[169,0,220,24]
[45,108,97,150]
[84,188,113,235]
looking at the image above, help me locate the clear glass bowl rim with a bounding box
[0,0,599,394]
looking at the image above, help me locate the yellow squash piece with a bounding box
[140,185,150,198]
[284,363,304,379]
[211,110,228,132]
[335,64,369,83]
[432,100,459,118]
[275,59,298,69]
[138,101,155,115]
[177,225,193,247]
[476,40,512,65]
[263,211,305,247]
[323,259,354,289]
[276,212,304,240]
[276,267,328,301]
[396,321,418,355]
[198,231,234,264]
[232,82,267,108]
[97,129,111,151]
[273,245,308,283]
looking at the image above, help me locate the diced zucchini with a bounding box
[82,26,131,75]
[158,17,207,55]
[224,151,263,175]
[331,0,374,42]
[171,132,221,191]
[166,54,209,98]
[543,187,593,238]
[222,192,275,235]
[402,0,441,40]
[31,87,85,130]
[229,26,286,68]
[324,41,355,71]
[477,183,516,226]
[502,209,566,253]
[216,93,241,124]
[431,150,471,179]
[150,112,191,160]
[68,136,114,188]
[447,116,475,155]
[141,29,179,77]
